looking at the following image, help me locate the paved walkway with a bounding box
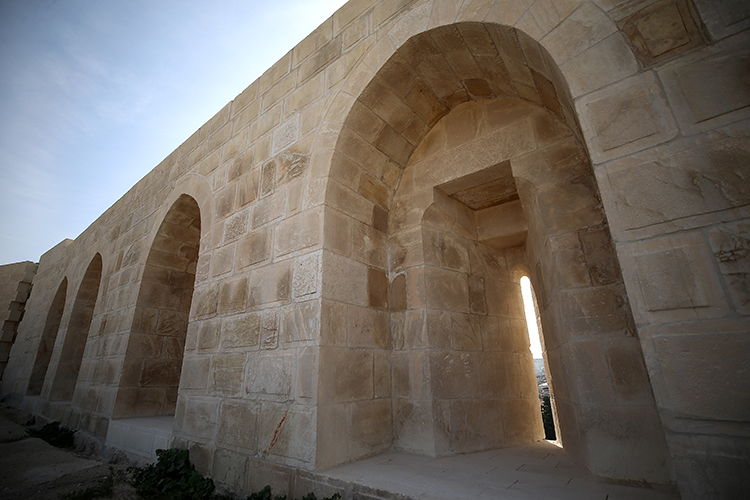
[321,441,681,500]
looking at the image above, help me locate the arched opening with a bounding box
[322,21,669,484]
[49,255,102,402]
[27,278,67,396]
[520,275,556,441]
[113,194,201,419]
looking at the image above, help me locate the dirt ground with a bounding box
[0,404,139,500]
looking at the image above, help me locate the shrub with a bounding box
[28,421,75,449]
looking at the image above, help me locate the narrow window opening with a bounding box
[520,276,556,441]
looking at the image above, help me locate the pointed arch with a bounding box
[50,254,102,401]
[27,278,68,395]
[113,194,201,419]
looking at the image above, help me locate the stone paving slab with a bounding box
[320,441,681,500]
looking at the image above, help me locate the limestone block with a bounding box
[140,359,181,387]
[321,299,346,346]
[348,305,389,348]
[577,71,678,164]
[406,266,426,310]
[557,282,633,336]
[326,179,373,225]
[452,313,482,350]
[275,209,322,258]
[605,337,654,404]
[368,267,388,310]
[221,312,261,349]
[477,352,509,398]
[321,251,368,307]
[424,309,452,350]
[536,174,605,236]
[261,309,279,350]
[246,458,292,498]
[580,405,673,485]
[179,356,210,391]
[219,277,248,315]
[504,352,538,399]
[281,300,320,345]
[272,114,300,155]
[389,273,407,311]
[561,340,616,406]
[672,447,750,500]
[212,449,248,492]
[500,398,539,446]
[237,168,260,207]
[693,0,750,40]
[183,398,219,440]
[539,233,589,299]
[431,351,478,399]
[323,207,352,257]
[252,191,286,229]
[350,399,392,458]
[619,0,706,68]
[247,261,292,308]
[246,353,294,399]
[373,349,390,398]
[198,319,220,351]
[540,1,617,65]
[238,229,271,270]
[209,353,245,397]
[223,209,250,243]
[628,233,728,322]
[484,278,524,319]
[658,38,750,135]
[352,220,387,269]
[424,266,469,313]
[392,398,436,455]
[654,330,750,421]
[318,347,373,403]
[316,403,350,468]
[296,346,317,401]
[709,223,750,314]
[258,403,315,464]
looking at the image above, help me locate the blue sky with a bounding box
[0,0,348,265]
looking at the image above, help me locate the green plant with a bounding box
[248,485,341,500]
[248,485,287,500]
[28,421,75,449]
[59,467,114,500]
[129,448,215,500]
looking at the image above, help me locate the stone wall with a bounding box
[0,261,37,379]
[2,1,748,499]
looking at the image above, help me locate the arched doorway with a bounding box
[320,21,671,485]
[27,278,67,396]
[49,255,102,402]
[113,194,201,419]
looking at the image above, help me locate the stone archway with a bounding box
[320,21,672,486]
[27,278,67,396]
[49,255,102,402]
[112,194,201,419]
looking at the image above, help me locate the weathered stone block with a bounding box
[210,353,245,397]
[348,305,389,348]
[221,313,261,349]
[318,347,373,403]
[246,353,293,398]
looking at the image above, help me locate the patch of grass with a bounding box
[28,421,75,449]
[59,467,114,500]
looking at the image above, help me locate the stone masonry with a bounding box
[1,1,748,499]
[0,261,37,379]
